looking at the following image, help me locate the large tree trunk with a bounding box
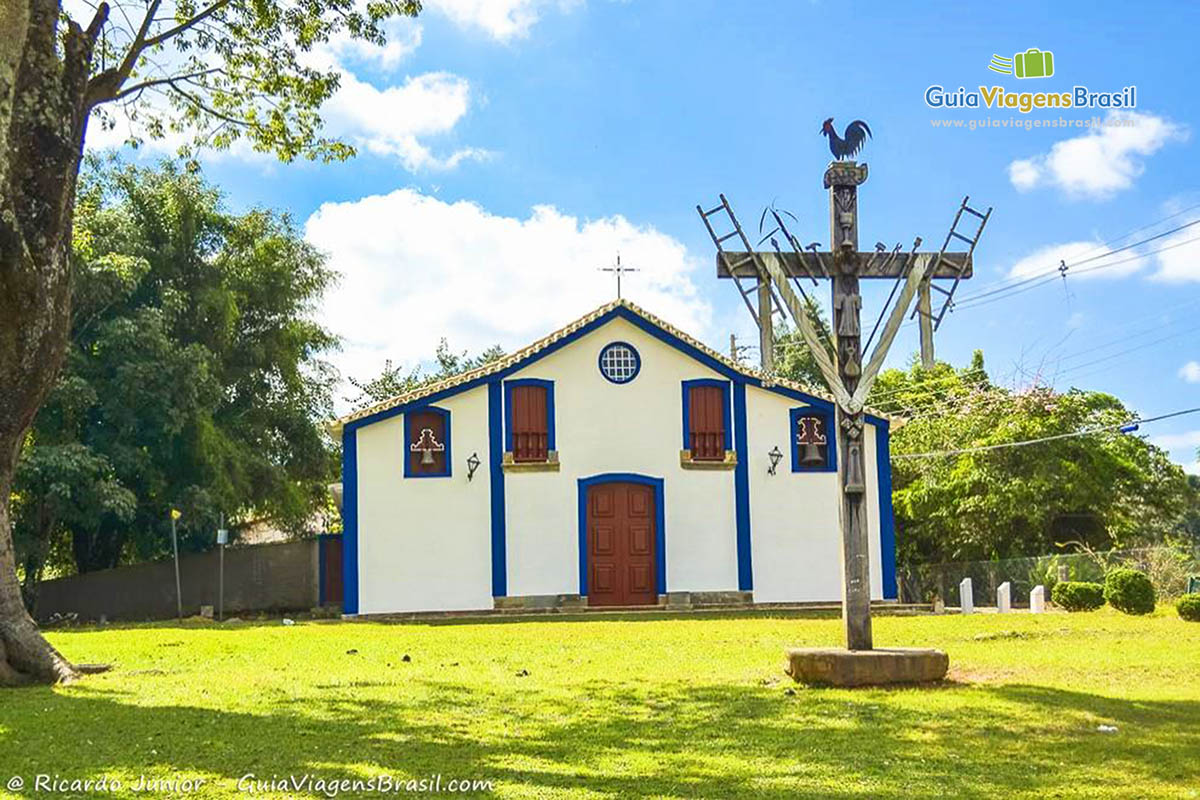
[0,0,105,686]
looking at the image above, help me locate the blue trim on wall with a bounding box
[488,381,507,597]
[576,473,666,597]
[597,340,642,384]
[680,378,732,451]
[789,406,838,473]
[503,378,556,452]
[732,382,753,591]
[876,421,898,600]
[342,305,862,435]
[340,428,359,615]
[402,405,452,478]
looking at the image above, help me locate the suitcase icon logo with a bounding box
[988,48,1055,79]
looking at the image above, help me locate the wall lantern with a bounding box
[767,445,783,476]
[466,452,481,482]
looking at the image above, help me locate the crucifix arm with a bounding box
[849,252,933,411]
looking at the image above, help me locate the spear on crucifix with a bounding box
[698,121,990,685]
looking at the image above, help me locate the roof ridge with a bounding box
[331,298,881,433]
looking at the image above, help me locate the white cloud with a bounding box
[1149,218,1200,283]
[1008,111,1186,200]
[429,0,579,41]
[1150,430,1200,475]
[1006,240,1142,280]
[310,20,424,71]
[1180,361,1200,383]
[306,189,711,405]
[320,71,488,170]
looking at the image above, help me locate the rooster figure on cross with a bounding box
[821,118,872,160]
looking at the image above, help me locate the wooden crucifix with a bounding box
[713,161,975,651]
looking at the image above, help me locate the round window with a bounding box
[598,342,641,384]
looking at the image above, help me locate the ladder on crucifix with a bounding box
[696,194,787,329]
[915,196,992,331]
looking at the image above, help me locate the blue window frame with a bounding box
[789,406,837,473]
[598,341,641,384]
[404,406,451,478]
[681,378,732,452]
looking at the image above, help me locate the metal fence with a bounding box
[897,546,1200,607]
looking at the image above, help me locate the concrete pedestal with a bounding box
[785,647,949,687]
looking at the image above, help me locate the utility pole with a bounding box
[217,513,228,622]
[170,509,182,620]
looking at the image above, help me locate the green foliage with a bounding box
[1104,568,1156,615]
[345,339,504,411]
[80,0,422,162]
[1177,594,1200,622]
[870,352,1195,568]
[15,158,339,577]
[769,298,834,390]
[1051,581,1106,612]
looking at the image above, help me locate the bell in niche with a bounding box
[796,416,827,467]
[410,427,444,465]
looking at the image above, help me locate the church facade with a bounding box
[332,300,898,616]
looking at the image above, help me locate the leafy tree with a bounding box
[11,442,136,611]
[14,159,339,591]
[346,340,505,411]
[868,353,1194,567]
[2,0,420,684]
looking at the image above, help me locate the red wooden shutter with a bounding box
[688,385,725,461]
[511,385,549,462]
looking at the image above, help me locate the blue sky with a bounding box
[91,0,1200,472]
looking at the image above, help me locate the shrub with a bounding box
[1051,581,1105,612]
[1178,594,1200,622]
[1104,568,1156,615]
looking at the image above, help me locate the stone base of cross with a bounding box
[716,161,974,652]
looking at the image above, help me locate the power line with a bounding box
[955,216,1200,305]
[893,406,1200,460]
[951,231,1200,314]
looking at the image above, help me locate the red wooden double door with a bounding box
[586,482,658,606]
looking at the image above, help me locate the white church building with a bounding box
[331,299,898,616]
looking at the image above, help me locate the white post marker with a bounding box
[1030,585,1046,614]
[997,581,1012,613]
[959,578,974,614]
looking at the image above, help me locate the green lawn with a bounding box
[1,610,1198,799]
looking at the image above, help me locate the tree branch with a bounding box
[166,79,251,129]
[111,67,221,101]
[83,0,162,107]
[141,0,231,50]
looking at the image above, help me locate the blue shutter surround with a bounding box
[789,406,837,473]
[403,406,452,478]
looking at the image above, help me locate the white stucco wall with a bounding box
[504,316,739,597]
[745,386,884,603]
[354,385,493,614]
[349,310,890,614]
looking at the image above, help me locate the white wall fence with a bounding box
[898,546,1200,607]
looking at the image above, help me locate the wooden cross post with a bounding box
[827,161,873,650]
[716,161,974,651]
